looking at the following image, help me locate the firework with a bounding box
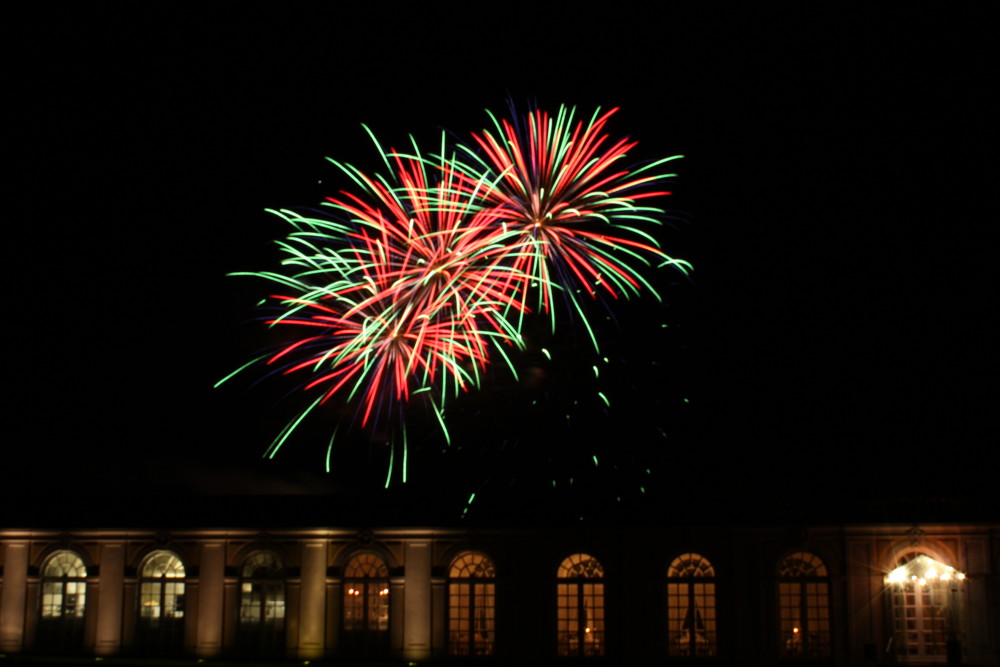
[223,107,688,483]
[226,139,529,481]
[451,105,690,345]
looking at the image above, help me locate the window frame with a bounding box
[447,551,497,657]
[556,553,605,657]
[666,552,717,657]
[237,551,287,654]
[340,551,391,657]
[887,550,964,663]
[37,550,88,650]
[776,551,831,659]
[135,549,187,653]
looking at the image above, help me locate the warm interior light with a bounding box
[792,627,800,634]
[885,555,964,586]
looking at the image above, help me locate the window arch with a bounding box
[136,550,186,652]
[667,553,717,656]
[448,551,496,656]
[777,551,830,658]
[886,550,965,662]
[238,551,286,655]
[341,553,390,657]
[38,550,87,649]
[556,553,605,657]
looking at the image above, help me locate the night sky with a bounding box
[7,6,995,523]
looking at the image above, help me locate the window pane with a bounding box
[448,552,496,656]
[777,553,830,657]
[667,554,717,656]
[557,554,604,656]
[343,553,390,637]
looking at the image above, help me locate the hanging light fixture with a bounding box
[885,554,965,585]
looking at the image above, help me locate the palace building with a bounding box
[1,506,997,665]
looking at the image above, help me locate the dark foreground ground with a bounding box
[0,655,650,667]
[0,657,604,667]
[0,656,444,667]
[0,656,458,667]
[0,655,596,667]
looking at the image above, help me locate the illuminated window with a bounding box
[136,550,185,652]
[448,551,496,656]
[342,553,390,656]
[886,551,965,662]
[38,551,87,649]
[777,552,830,658]
[238,552,286,655]
[667,553,717,656]
[557,553,605,657]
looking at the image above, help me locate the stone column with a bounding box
[222,572,238,651]
[326,574,341,653]
[431,570,446,658]
[846,538,878,665]
[195,542,225,658]
[298,541,327,659]
[964,537,991,666]
[390,574,405,655]
[0,541,28,653]
[403,541,431,661]
[94,542,125,656]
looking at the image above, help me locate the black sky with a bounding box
[7,6,996,521]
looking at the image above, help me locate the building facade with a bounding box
[1,523,997,664]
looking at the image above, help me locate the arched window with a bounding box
[342,553,390,657]
[38,550,87,649]
[136,550,186,653]
[556,553,605,657]
[667,553,717,656]
[885,551,965,662]
[777,551,830,658]
[238,552,286,655]
[448,551,496,656]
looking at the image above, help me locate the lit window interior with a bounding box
[557,553,605,657]
[886,553,965,660]
[139,550,186,620]
[667,553,716,657]
[239,552,286,627]
[41,551,87,619]
[448,551,496,656]
[343,553,390,633]
[778,551,831,658]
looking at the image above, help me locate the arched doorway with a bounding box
[37,550,87,651]
[886,551,965,663]
[341,552,390,658]
[777,551,831,658]
[667,552,717,656]
[237,551,286,656]
[556,553,605,657]
[448,551,496,656]
[135,550,186,653]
